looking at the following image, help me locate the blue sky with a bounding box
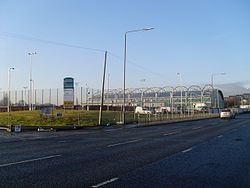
[0,0,249,91]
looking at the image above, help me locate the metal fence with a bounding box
[0,84,222,112]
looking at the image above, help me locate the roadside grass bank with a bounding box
[0,110,218,128]
[0,110,135,126]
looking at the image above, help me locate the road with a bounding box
[0,113,250,188]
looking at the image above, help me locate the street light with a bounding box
[85,84,90,111]
[75,82,79,106]
[123,27,154,124]
[23,86,28,107]
[211,73,226,108]
[177,73,183,116]
[140,79,146,107]
[7,67,15,113]
[28,52,37,111]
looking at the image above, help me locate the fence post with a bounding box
[49,88,51,104]
[57,88,59,107]
[35,89,37,107]
[81,87,83,110]
[42,89,44,105]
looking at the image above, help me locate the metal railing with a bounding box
[0,85,219,111]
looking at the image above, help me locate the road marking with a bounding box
[0,154,61,168]
[105,128,123,132]
[182,147,193,153]
[218,135,223,138]
[20,136,58,142]
[21,136,58,142]
[163,131,180,136]
[92,177,119,188]
[58,140,67,143]
[192,126,201,130]
[107,139,142,148]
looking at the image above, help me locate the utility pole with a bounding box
[99,51,108,126]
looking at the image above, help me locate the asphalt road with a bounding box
[0,113,250,188]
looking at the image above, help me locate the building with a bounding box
[91,85,225,110]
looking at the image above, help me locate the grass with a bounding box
[0,110,217,127]
[0,110,136,126]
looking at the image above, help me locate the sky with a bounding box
[0,0,249,91]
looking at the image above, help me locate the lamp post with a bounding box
[75,82,79,106]
[7,67,15,113]
[85,84,89,111]
[123,27,154,125]
[23,86,28,107]
[140,79,146,107]
[211,73,226,108]
[177,73,183,116]
[28,52,36,111]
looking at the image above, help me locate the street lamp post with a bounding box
[28,52,37,111]
[123,27,154,125]
[23,86,28,107]
[211,73,226,108]
[140,79,146,107]
[7,67,15,113]
[177,73,183,116]
[75,82,79,106]
[85,84,89,111]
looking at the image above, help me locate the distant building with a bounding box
[224,93,250,107]
[91,85,225,109]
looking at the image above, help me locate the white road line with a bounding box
[0,154,61,168]
[105,128,123,132]
[92,177,119,188]
[182,147,193,153]
[192,126,201,130]
[58,140,67,143]
[218,135,223,138]
[21,136,58,141]
[229,129,238,133]
[107,139,142,148]
[163,131,180,136]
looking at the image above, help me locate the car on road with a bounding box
[220,109,236,119]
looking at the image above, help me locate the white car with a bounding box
[135,106,151,115]
[220,109,236,119]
